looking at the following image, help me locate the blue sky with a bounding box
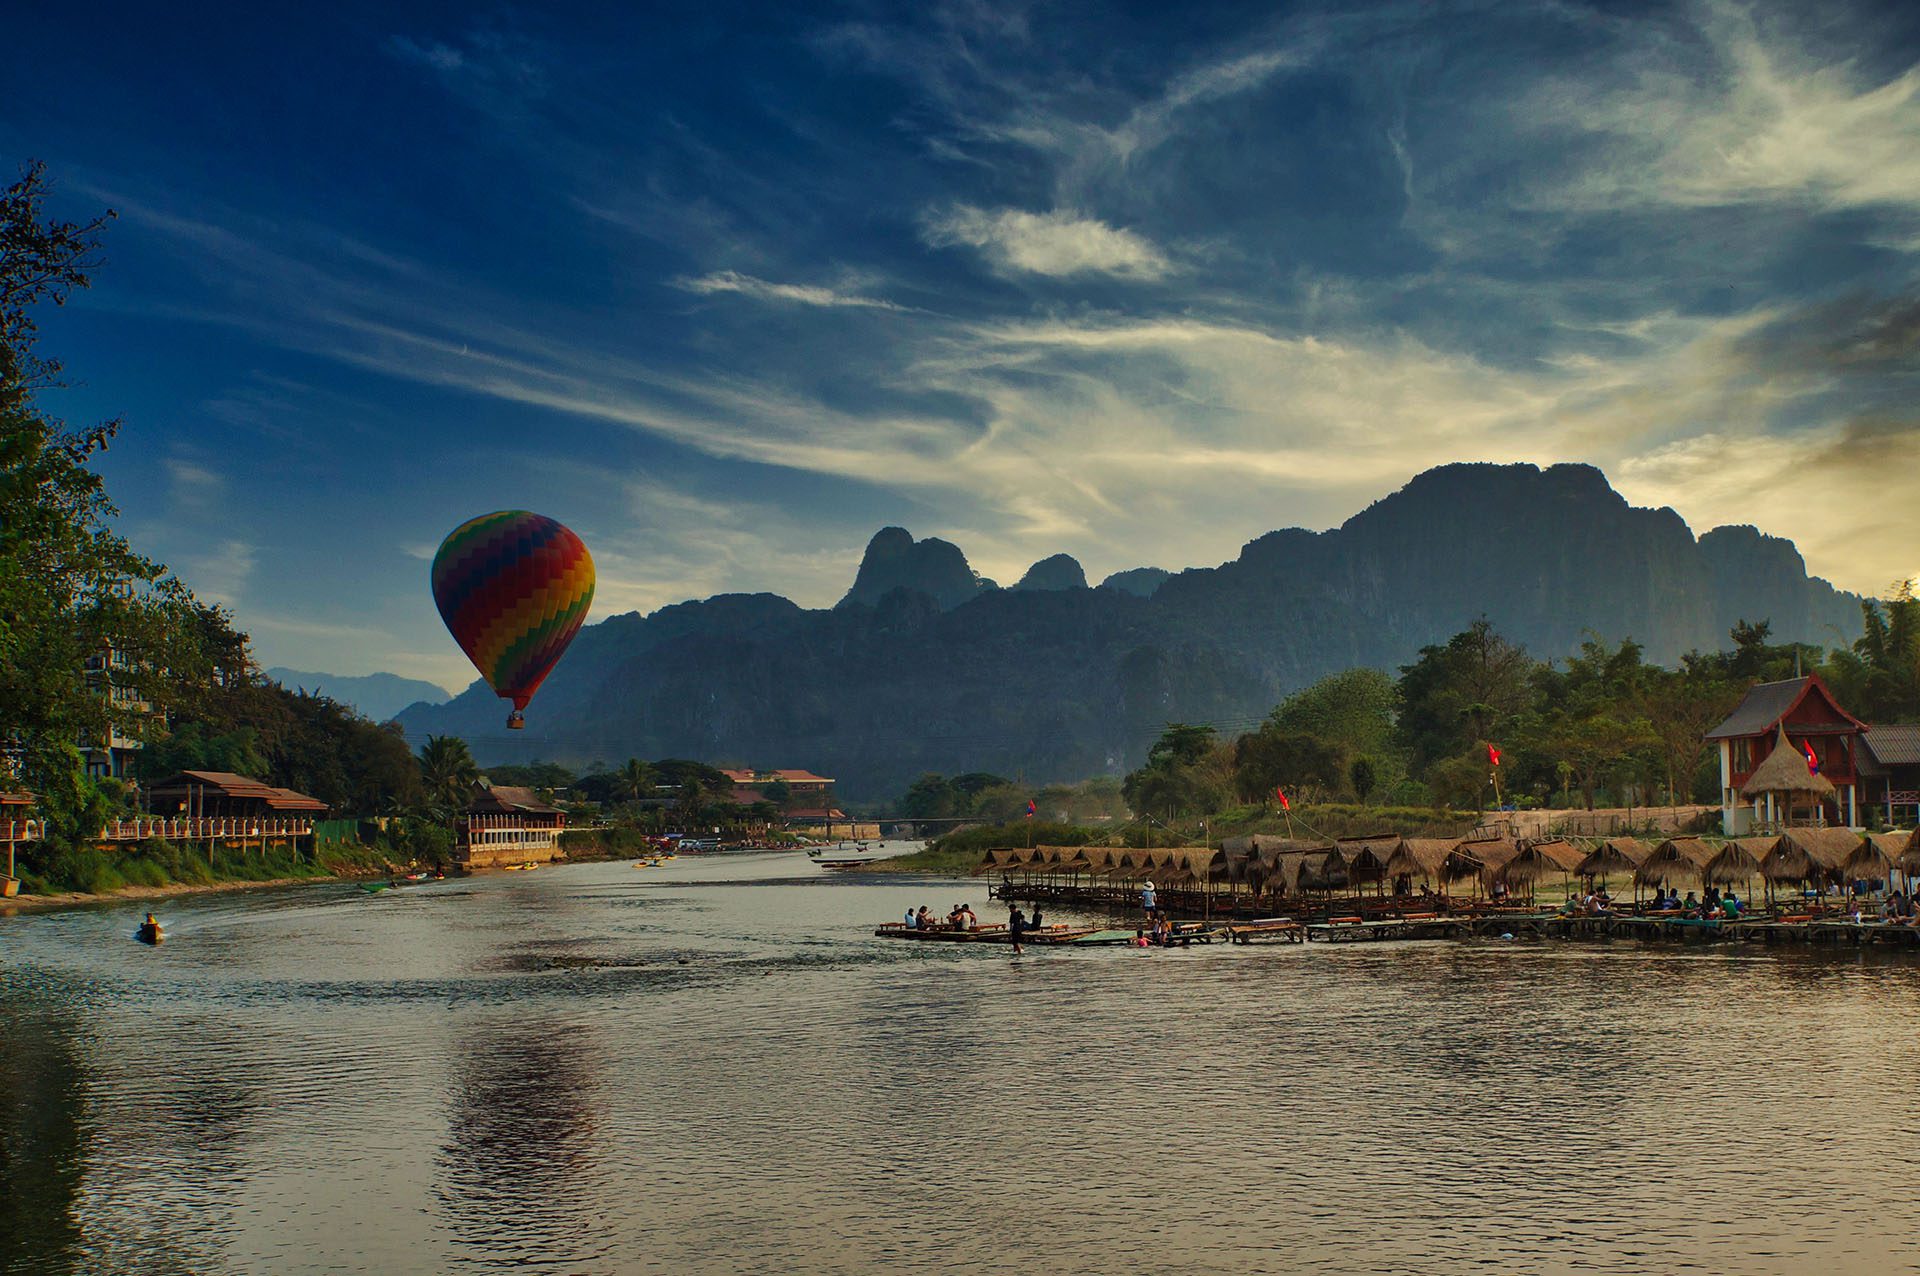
[7,0,1920,692]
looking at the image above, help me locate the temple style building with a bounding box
[1706,676,1864,833]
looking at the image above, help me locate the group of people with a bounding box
[1649,886,1745,919]
[1560,885,1617,916]
[902,903,980,931]
[1132,910,1187,947]
[1844,889,1917,924]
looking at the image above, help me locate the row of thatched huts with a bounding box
[977,828,1920,900]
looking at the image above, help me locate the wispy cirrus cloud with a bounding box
[1507,0,1920,224]
[54,0,1920,690]
[922,205,1172,279]
[672,270,906,310]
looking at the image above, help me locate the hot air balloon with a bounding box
[432,511,595,730]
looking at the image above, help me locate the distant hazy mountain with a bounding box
[266,669,451,722]
[396,462,1864,798]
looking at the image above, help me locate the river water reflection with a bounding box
[3,850,1919,1275]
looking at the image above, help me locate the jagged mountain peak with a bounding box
[398,462,1862,798]
[1012,553,1088,591]
[836,527,997,611]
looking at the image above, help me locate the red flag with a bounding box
[1802,739,1820,776]
[1487,744,1502,767]
[1276,787,1290,810]
[1025,798,1036,818]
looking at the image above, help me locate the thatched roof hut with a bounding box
[1244,838,1326,893]
[973,848,1021,875]
[1762,827,1860,884]
[1219,846,1261,891]
[1456,835,1520,889]
[1385,838,1480,886]
[1332,835,1399,887]
[1576,837,1651,880]
[1501,839,1585,888]
[1701,838,1767,886]
[1636,838,1713,890]
[1740,724,1839,803]
[1901,829,1920,874]
[1847,832,1905,882]
[1157,846,1225,886]
[1250,840,1337,895]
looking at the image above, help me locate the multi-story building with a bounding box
[80,647,148,781]
[1707,675,1865,833]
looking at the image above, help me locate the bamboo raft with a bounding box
[1307,915,1472,943]
[1226,918,1306,944]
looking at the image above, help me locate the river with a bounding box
[3,849,1917,1275]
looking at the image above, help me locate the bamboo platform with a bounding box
[1227,918,1306,944]
[1307,916,1472,943]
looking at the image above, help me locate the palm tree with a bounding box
[676,775,708,826]
[617,758,655,804]
[418,735,480,818]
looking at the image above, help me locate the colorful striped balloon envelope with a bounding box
[431,511,595,729]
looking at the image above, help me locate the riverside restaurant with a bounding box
[975,829,1920,947]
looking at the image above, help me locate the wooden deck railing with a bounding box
[0,817,314,844]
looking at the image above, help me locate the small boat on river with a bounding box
[135,916,165,945]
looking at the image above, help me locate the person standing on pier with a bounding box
[1140,880,1156,914]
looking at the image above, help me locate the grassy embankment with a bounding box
[8,836,396,899]
[871,804,1485,875]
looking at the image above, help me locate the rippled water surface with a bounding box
[4,850,1919,1275]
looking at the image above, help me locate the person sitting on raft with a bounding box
[915,906,934,930]
[904,907,919,929]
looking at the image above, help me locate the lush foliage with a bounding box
[1,165,219,826]
[1108,617,1854,823]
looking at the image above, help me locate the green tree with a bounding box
[1529,713,1656,810]
[1349,756,1378,804]
[1396,621,1537,775]
[1636,665,1739,806]
[1123,725,1233,820]
[1425,752,1491,812]
[417,735,480,817]
[1833,585,1920,721]
[898,773,960,820]
[616,757,656,803]
[1,164,215,800]
[676,774,712,825]
[1268,668,1400,758]
[1231,729,1348,805]
[1145,724,1216,769]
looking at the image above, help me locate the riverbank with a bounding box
[1,836,406,913]
[0,873,355,914]
[863,843,976,874]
